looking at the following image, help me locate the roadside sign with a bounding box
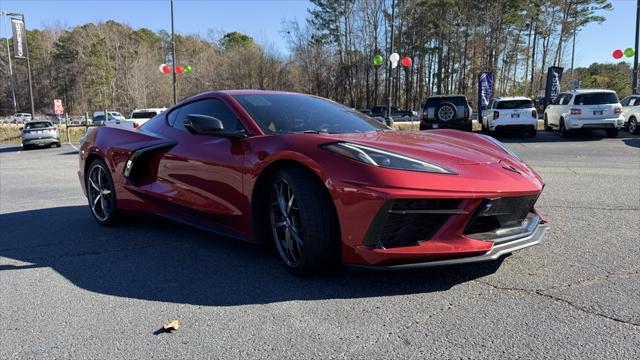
[54,99,64,115]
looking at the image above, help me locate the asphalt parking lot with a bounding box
[1,130,639,359]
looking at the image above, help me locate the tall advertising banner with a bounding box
[544,66,564,109]
[11,19,27,59]
[478,72,493,121]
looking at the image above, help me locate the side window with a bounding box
[561,94,571,105]
[630,97,638,106]
[620,97,630,106]
[173,98,244,133]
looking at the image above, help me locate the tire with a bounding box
[629,117,639,135]
[544,114,553,131]
[605,128,619,138]
[462,122,473,132]
[559,118,570,138]
[419,122,431,131]
[269,167,340,275]
[434,102,457,122]
[524,128,537,138]
[86,158,119,226]
[55,142,62,148]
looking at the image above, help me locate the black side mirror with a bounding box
[184,114,224,135]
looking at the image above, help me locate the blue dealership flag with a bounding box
[478,72,493,121]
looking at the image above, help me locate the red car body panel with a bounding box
[78,90,546,267]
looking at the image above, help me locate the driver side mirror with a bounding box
[184,114,224,135]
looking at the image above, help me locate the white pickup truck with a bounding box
[104,108,166,129]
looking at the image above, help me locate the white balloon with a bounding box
[389,53,400,62]
[159,63,167,73]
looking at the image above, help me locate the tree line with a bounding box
[0,0,633,117]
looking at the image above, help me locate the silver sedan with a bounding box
[21,121,61,149]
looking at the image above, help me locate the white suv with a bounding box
[620,95,640,135]
[544,89,624,138]
[481,97,538,137]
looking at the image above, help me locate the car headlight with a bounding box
[320,142,457,174]
[482,135,521,161]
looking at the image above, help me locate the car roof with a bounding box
[426,94,466,98]
[494,96,532,101]
[132,108,166,112]
[564,88,617,94]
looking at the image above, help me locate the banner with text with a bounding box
[11,18,27,59]
[478,72,493,121]
[544,66,564,109]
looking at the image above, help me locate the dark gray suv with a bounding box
[420,95,473,131]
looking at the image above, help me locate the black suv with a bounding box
[420,95,473,131]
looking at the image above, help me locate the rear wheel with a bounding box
[269,167,340,275]
[55,142,62,148]
[524,127,537,137]
[629,117,639,135]
[86,158,118,226]
[605,128,619,138]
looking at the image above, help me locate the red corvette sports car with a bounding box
[78,90,548,274]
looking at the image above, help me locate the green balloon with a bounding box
[624,48,635,58]
[183,64,192,74]
[373,54,383,66]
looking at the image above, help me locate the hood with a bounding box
[325,130,507,165]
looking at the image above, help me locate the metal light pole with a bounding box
[170,0,177,105]
[633,0,639,94]
[1,12,17,114]
[21,14,35,116]
[385,0,395,122]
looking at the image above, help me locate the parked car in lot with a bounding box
[92,111,126,126]
[420,95,473,131]
[11,113,32,124]
[620,95,640,135]
[481,97,538,137]
[78,90,548,275]
[21,121,60,149]
[543,89,623,138]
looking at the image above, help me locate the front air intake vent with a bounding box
[364,199,464,248]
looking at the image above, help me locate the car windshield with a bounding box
[25,122,52,129]
[496,100,534,109]
[110,112,124,118]
[131,111,158,119]
[232,94,387,134]
[574,92,618,105]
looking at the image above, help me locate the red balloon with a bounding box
[612,49,623,59]
[162,65,171,74]
[401,56,412,68]
[176,65,184,74]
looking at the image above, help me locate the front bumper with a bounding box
[353,223,549,269]
[566,116,624,129]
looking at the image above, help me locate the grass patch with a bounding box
[0,124,88,145]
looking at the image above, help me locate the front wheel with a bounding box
[269,167,340,275]
[544,114,552,131]
[559,119,570,138]
[86,159,118,226]
[629,117,639,135]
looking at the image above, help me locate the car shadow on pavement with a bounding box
[0,146,23,153]
[495,130,608,143]
[0,206,503,307]
[623,138,640,148]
